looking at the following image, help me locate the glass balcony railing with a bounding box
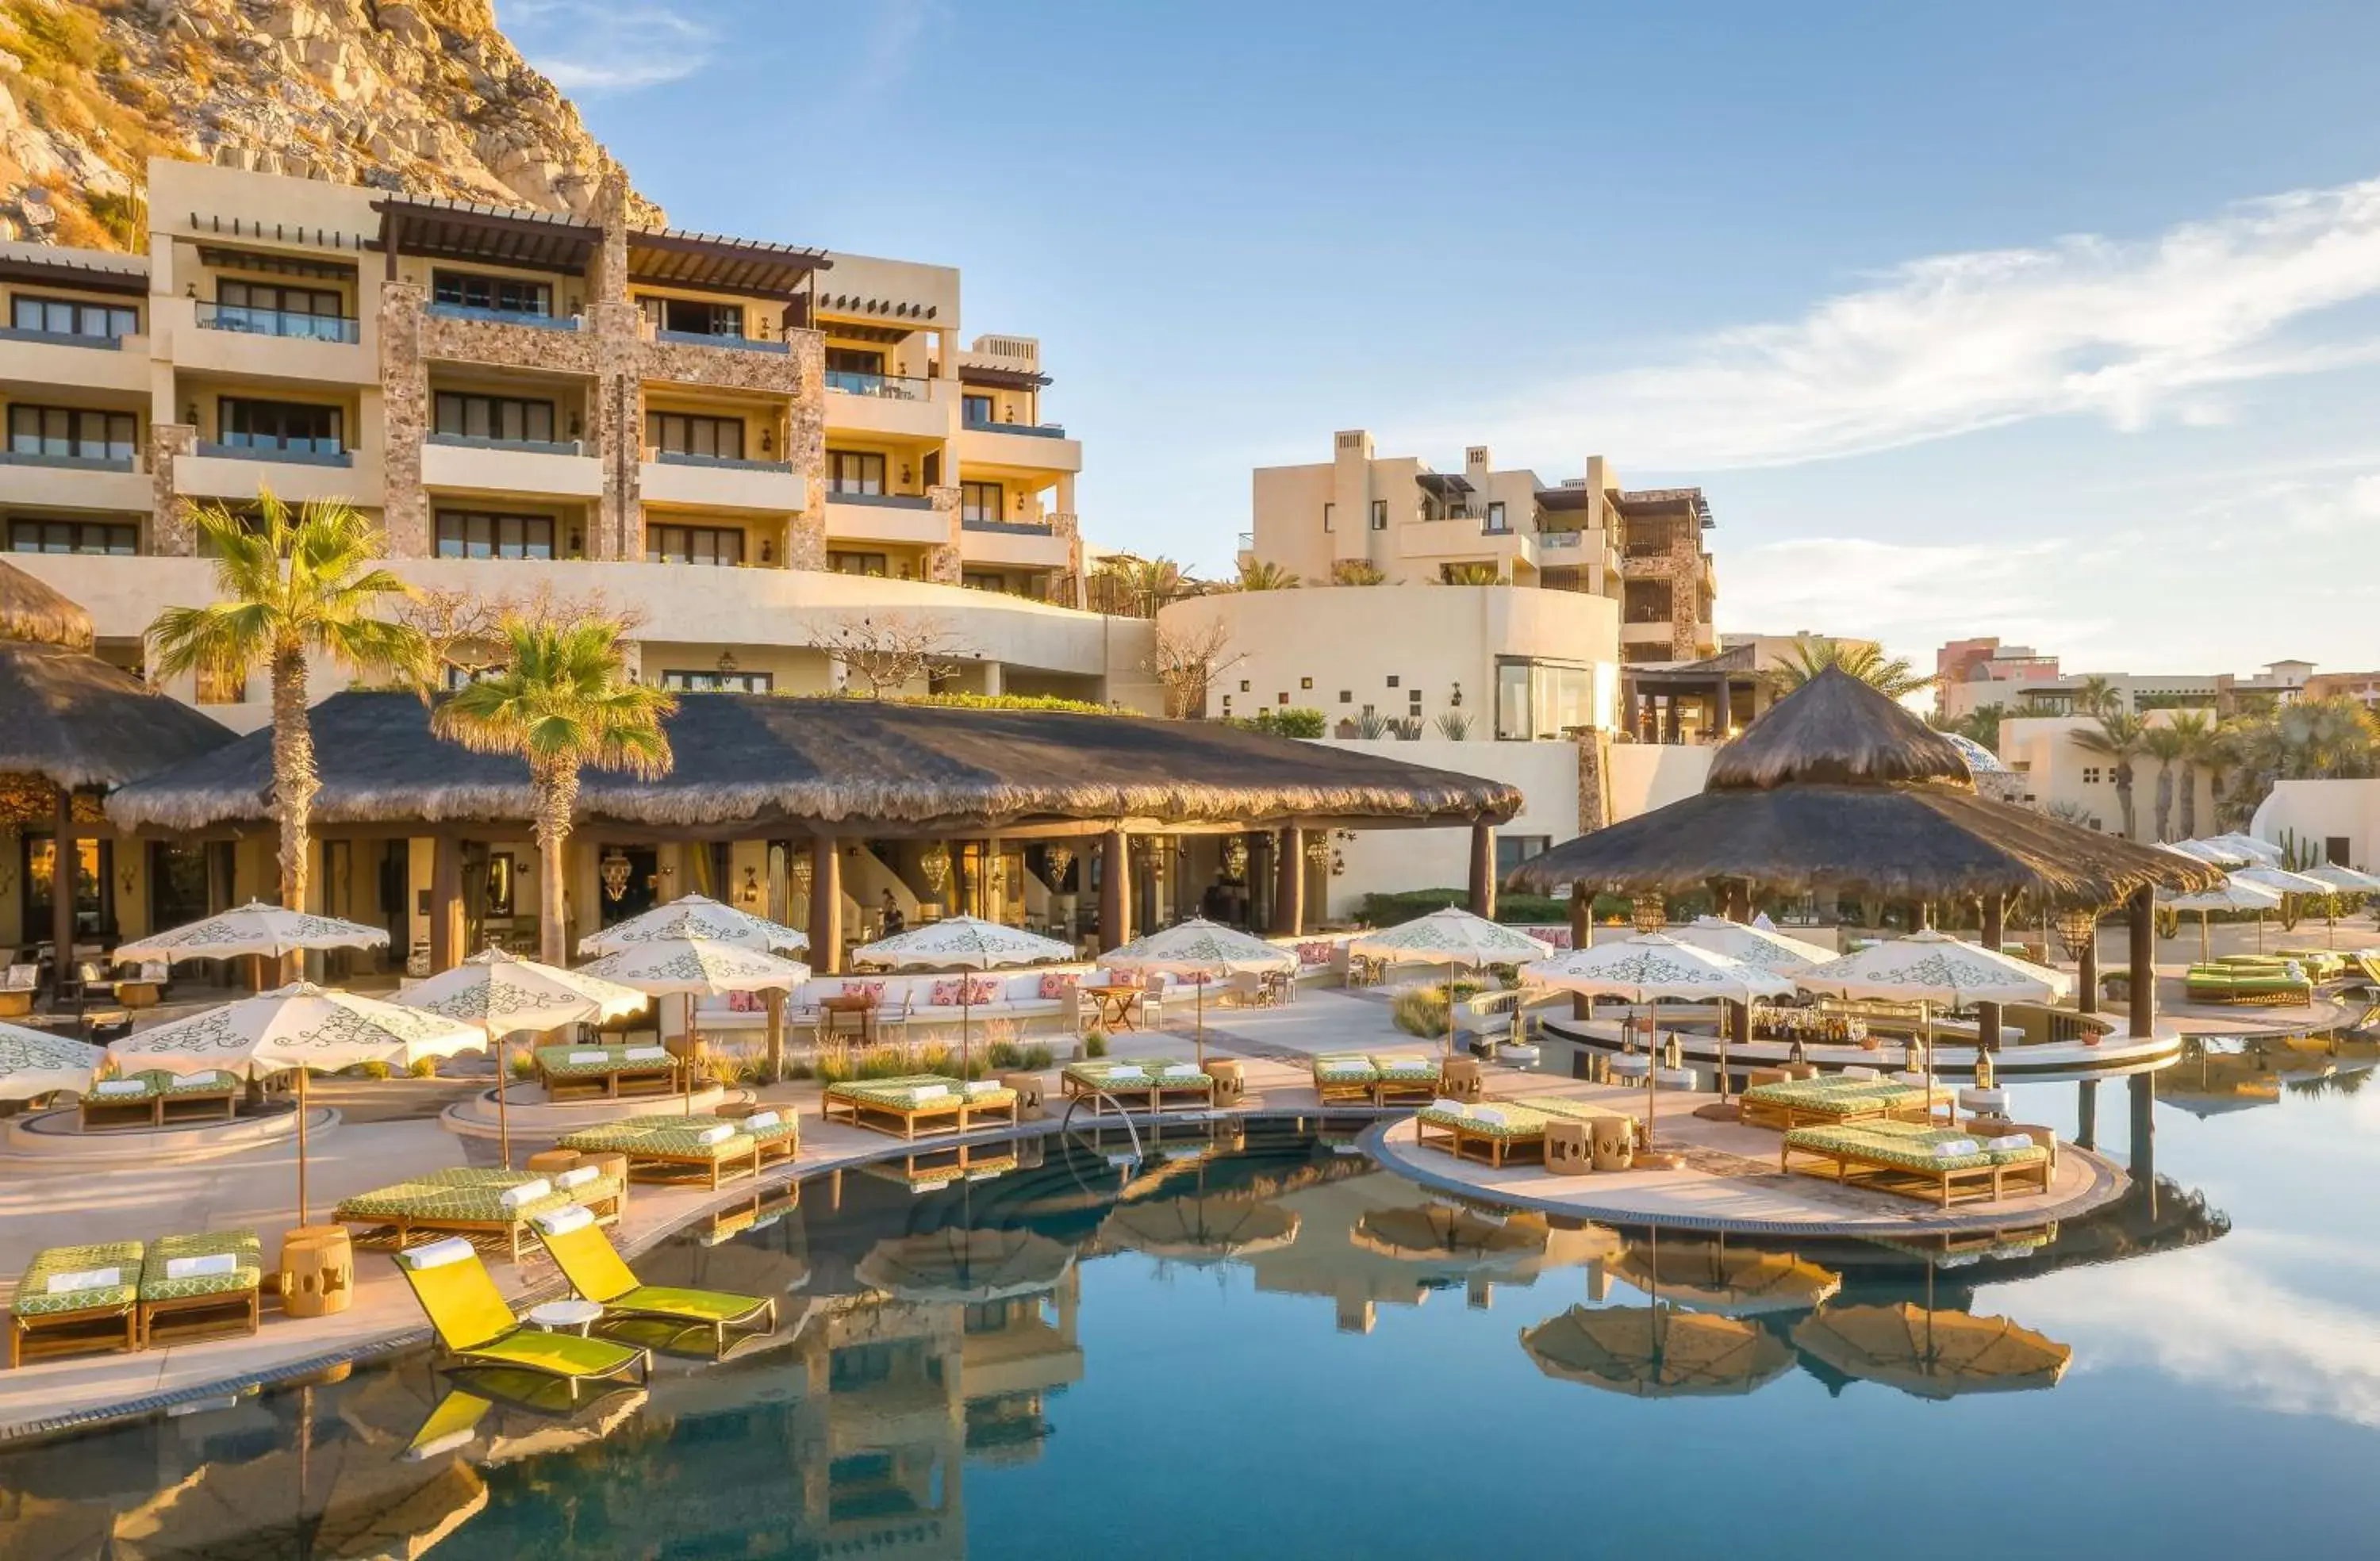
[425,301,582,331]
[963,413,1067,439]
[198,437,351,466]
[0,447,136,471]
[827,490,934,510]
[196,303,360,343]
[656,328,789,355]
[654,450,796,474]
[428,431,585,458]
[825,369,931,400]
[960,516,1055,535]
[0,324,125,350]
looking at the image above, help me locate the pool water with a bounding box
[3,1037,2378,1561]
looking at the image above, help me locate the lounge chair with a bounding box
[1780,1121,2052,1208]
[393,1237,650,1402]
[78,1068,240,1131]
[1414,1100,1555,1168]
[1368,1053,1441,1107]
[1311,1053,1380,1106]
[7,1241,143,1367]
[336,1167,620,1264]
[534,1044,680,1102]
[136,1230,263,1348]
[821,1076,1018,1140]
[530,1204,776,1351]
[556,1116,766,1189]
[1061,1060,1215,1115]
[2184,965,2313,1006]
[1513,1095,1645,1149]
[1738,1075,1939,1131]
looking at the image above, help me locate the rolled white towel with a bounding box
[623,1045,669,1061]
[92,1080,149,1097]
[1930,1138,1981,1158]
[163,1252,238,1281]
[743,1110,782,1131]
[397,1237,476,1271]
[566,1049,606,1064]
[555,1165,600,1189]
[693,1124,734,1145]
[963,1080,1000,1097]
[908,1084,950,1103]
[1984,1133,2036,1153]
[1161,1064,1200,1079]
[1469,1107,1507,1126]
[1841,1065,1880,1081]
[182,1071,230,1087]
[497,1178,553,1210]
[1101,1069,1148,1086]
[46,1267,121,1294]
[1429,1097,1469,1116]
[532,1204,596,1236]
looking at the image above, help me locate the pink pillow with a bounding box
[966,976,1001,1005]
[1296,941,1334,967]
[930,978,965,1007]
[1038,972,1079,1000]
[727,990,760,1014]
[840,980,885,1002]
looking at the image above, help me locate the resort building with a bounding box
[0,155,1115,726]
[1995,709,2220,841]
[1936,636,2319,722]
[1935,637,2060,721]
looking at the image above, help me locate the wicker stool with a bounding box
[1000,1072,1047,1120]
[1545,1118,1590,1172]
[278,1225,354,1318]
[1590,1117,1634,1172]
[525,1149,582,1177]
[1440,1057,1484,1103]
[1207,1060,1246,1107]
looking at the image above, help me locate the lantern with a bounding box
[2055,906,2099,962]
[920,846,952,895]
[1630,892,1668,934]
[1221,834,1250,879]
[600,847,632,903]
[790,850,812,903]
[1045,843,1075,887]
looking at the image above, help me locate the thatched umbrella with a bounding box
[0,562,231,982]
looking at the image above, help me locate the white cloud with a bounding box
[1482,174,2380,470]
[500,2,716,92]
[1724,536,2073,650]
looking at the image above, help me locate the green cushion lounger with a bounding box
[555,1117,765,1189]
[137,1229,263,1348]
[534,1044,680,1101]
[395,1237,649,1402]
[821,1076,1019,1141]
[1739,1076,1937,1130]
[336,1171,585,1265]
[1311,1053,1380,1106]
[1414,1101,1555,1168]
[531,1204,777,1352]
[1781,1122,2051,1207]
[1368,1054,1442,1106]
[8,1241,143,1367]
[1061,1060,1215,1115]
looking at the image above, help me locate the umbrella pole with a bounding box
[1645,997,1659,1152]
[962,980,973,1080]
[497,1032,511,1171]
[1195,976,1205,1072]
[685,994,697,1112]
[2200,910,2210,965]
[295,1065,310,1228]
[1921,1001,1935,1124]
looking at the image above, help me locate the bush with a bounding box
[1358,888,1570,928]
[814,1053,854,1087]
[1225,708,1327,739]
[349,1060,391,1081]
[407,1057,439,1079]
[1392,988,1451,1039]
[1020,1042,1056,1070]
[854,1049,919,1080]
[780,1057,816,1080]
[913,1044,988,1080]
[1083,1028,1110,1058]
[509,1051,538,1080]
[986,1040,1023,1069]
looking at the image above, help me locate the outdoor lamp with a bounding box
[1631,892,1668,934]
[1222,836,1250,878]
[599,848,631,903]
[739,867,761,906]
[1046,843,1075,884]
[2055,907,2100,961]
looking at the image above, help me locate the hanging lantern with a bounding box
[600,847,632,903]
[2055,906,2099,961]
[920,845,951,895]
[1304,834,1331,867]
[1630,892,1668,934]
[1045,842,1075,886]
[738,865,762,906]
[1221,834,1250,879]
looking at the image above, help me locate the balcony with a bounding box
[827,493,947,547]
[0,449,135,474]
[0,449,148,511]
[166,296,369,384]
[424,301,583,332]
[641,450,802,512]
[197,439,351,467]
[197,303,360,344]
[423,434,601,499]
[177,443,376,504]
[826,370,930,400]
[654,328,788,355]
[963,412,1065,439]
[961,519,1071,570]
[959,516,1054,536]
[0,326,152,392]
[427,431,584,458]
[0,325,125,351]
[827,490,934,510]
[955,420,1082,474]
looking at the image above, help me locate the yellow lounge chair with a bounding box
[394,1237,651,1402]
[530,1206,777,1351]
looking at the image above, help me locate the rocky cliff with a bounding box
[0,0,658,249]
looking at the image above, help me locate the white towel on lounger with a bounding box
[963,1080,1000,1097]
[1161,1064,1200,1079]
[908,1084,949,1103]
[1984,1133,2035,1153]
[1468,1107,1507,1126]
[567,1049,605,1063]
[532,1204,596,1236]
[1930,1139,1980,1158]
[556,1165,600,1189]
[47,1267,121,1294]
[498,1178,552,1209]
[164,1253,237,1281]
[1841,1065,1880,1081]
[92,1080,148,1097]
[623,1045,669,1061]
[694,1124,734,1145]
[743,1110,781,1131]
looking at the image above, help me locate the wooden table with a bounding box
[819,994,878,1046]
[1080,983,1142,1031]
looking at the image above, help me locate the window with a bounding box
[1339,690,1352,704]
[2081,766,2102,784]
[196,665,248,704]
[962,570,1009,593]
[434,510,555,561]
[647,411,745,461]
[1386,675,1400,688]
[1486,501,1507,533]
[1323,502,1334,532]
[640,296,743,338]
[1495,834,1552,878]
[9,519,138,555]
[962,393,996,424]
[961,481,1004,523]
[661,669,774,693]
[1495,656,1595,740]
[435,393,556,445]
[1277,692,1289,705]
[827,347,885,376]
[827,550,889,577]
[647,524,745,566]
[218,399,342,455]
[2328,836,2353,865]
[8,405,136,462]
[11,293,137,339]
[1370,499,1388,531]
[432,271,551,316]
[1299,677,1314,690]
[827,450,886,495]
[217,278,345,327]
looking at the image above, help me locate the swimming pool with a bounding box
[3,1036,2375,1560]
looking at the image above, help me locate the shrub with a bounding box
[1083,1028,1110,1058]
[1020,1043,1056,1070]
[914,1044,988,1080]
[1392,987,1451,1038]
[509,1051,538,1080]
[350,1060,391,1080]
[780,1057,816,1080]
[407,1057,439,1079]
[987,1041,1023,1069]
[814,1053,854,1087]
[1225,708,1327,739]
[1357,888,1570,928]
[855,1049,920,1080]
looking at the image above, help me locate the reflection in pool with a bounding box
[2,1045,2378,1561]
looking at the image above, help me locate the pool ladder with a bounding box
[1059,1091,1145,1176]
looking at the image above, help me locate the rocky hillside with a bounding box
[0,0,658,250]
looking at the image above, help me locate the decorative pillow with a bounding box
[930,978,965,1007]
[727,990,761,1014]
[965,977,1002,1006]
[1038,972,1080,1000]
[1296,941,1336,967]
[841,980,886,1002]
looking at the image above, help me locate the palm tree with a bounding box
[148,491,427,914]
[432,613,676,965]
[2141,725,2186,842]
[2169,709,2214,838]
[2073,711,2147,840]
[1437,563,1503,585]
[2074,675,2120,719]
[1327,560,1388,586]
[1233,559,1301,590]
[1093,554,1196,616]
[1768,639,1933,701]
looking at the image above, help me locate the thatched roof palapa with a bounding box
[107,690,1522,837]
[0,559,95,651]
[1510,668,2221,907]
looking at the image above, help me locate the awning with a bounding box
[373,195,601,276]
[628,230,831,300]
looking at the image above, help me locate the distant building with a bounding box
[1935,637,2060,720]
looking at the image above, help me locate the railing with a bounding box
[827,489,934,509]
[0,449,136,472]
[1539,530,1583,549]
[425,301,583,332]
[656,328,789,355]
[427,431,585,458]
[197,439,351,466]
[654,450,796,474]
[964,413,1067,439]
[0,325,125,350]
[196,303,360,343]
[824,369,931,400]
[961,516,1056,535]
[1236,531,1254,551]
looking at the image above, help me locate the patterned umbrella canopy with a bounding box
[2203,832,2284,866]
[574,938,809,995]
[109,983,485,1075]
[1349,1202,1548,1271]
[1347,907,1552,967]
[2232,864,2334,898]
[1609,1240,1842,1317]
[2165,874,2284,913]
[854,1227,1075,1304]
[1103,1195,1301,1262]
[1522,1303,1795,1398]
[1792,1302,2071,1399]
[0,1023,105,1100]
[113,901,390,961]
[1794,928,2070,1007]
[1518,933,1796,1003]
[1100,917,1299,977]
[2297,862,2380,893]
[1667,915,1836,975]
[850,915,1074,972]
[404,949,650,1037]
[577,892,807,957]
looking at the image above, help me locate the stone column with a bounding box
[2127,885,2157,1038]
[2075,1079,2098,1150]
[1273,825,1305,938]
[925,485,963,585]
[809,838,841,975]
[1976,895,2005,1052]
[1468,823,1496,919]
[1100,829,1130,952]
[1568,883,1591,1020]
[148,424,198,556]
[377,278,431,557]
[430,835,465,973]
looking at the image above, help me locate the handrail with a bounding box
[1059,1091,1143,1173]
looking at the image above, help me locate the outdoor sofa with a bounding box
[1780,1119,2052,1208]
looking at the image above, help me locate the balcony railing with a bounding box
[428,431,585,458]
[654,450,796,474]
[0,325,125,350]
[964,413,1066,439]
[0,448,136,472]
[825,369,931,400]
[196,303,360,343]
[827,489,933,509]
[425,301,583,332]
[1237,531,1255,551]
[655,328,789,355]
[1539,530,1583,549]
[198,439,352,467]
[961,516,1055,535]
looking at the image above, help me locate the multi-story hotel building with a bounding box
[1,156,1125,727]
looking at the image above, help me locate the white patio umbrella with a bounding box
[0,1024,105,1101]
[577,892,807,957]
[574,938,809,1110]
[850,915,1074,1080]
[2166,875,2283,961]
[1668,916,1837,1098]
[2204,832,2284,865]
[2296,862,2380,948]
[1099,917,1298,1068]
[113,900,390,989]
[111,984,486,1225]
[405,949,651,1168]
[1349,907,1553,1055]
[2231,864,2334,953]
[1794,930,2071,1120]
[1518,934,1795,1147]
[2166,838,2254,868]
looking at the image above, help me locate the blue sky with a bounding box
[497,1,2380,674]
